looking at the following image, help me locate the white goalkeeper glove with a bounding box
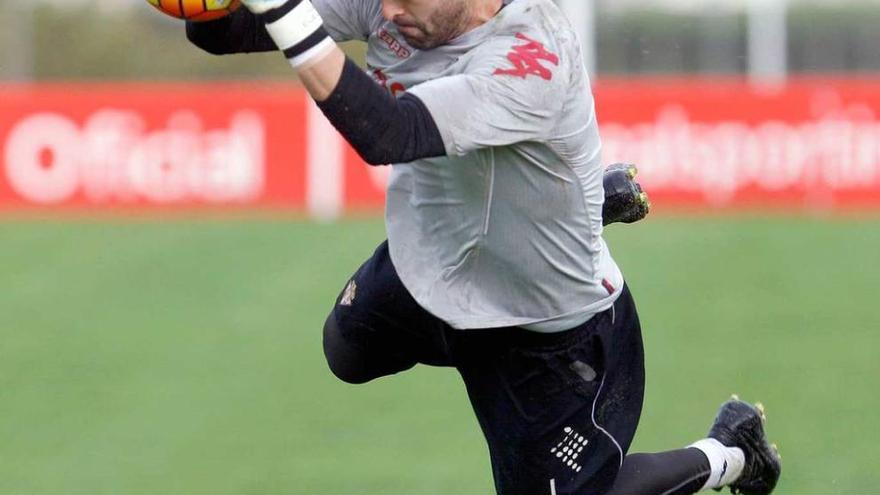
[240,0,334,67]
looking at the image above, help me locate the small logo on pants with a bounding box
[340,280,357,306]
[550,426,588,473]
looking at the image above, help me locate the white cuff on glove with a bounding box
[262,0,334,67]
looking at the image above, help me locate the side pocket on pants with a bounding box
[499,332,605,423]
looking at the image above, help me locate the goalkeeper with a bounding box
[187,0,781,493]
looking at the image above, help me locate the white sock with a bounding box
[689,438,745,491]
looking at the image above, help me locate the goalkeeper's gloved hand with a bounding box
[602,163,650,226]
[238,0,333,67]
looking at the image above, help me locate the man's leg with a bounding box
[609,449,712,495]
[607,397,782,495]
[322,241,453,385]
[451,284,646,495]
[451,283,781,495]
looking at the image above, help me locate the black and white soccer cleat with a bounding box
[602,163,650,226]
[709,396,782,495]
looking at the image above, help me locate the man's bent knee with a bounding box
[322,314,374,384]
[322,311,419,384]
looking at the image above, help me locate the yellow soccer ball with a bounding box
[146,0,241,22]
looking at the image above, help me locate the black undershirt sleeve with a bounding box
[316,58,447,165]
[186,9,276,55]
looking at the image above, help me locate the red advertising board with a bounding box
[2,78,880,216]
[595,78,880,210]
[0,83,308,211]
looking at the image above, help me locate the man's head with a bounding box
[382,0,501,50]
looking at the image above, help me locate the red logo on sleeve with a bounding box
[493,33,560,81]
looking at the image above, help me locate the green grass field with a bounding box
[1,216,877,495]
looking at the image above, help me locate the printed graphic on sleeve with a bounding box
[493,33,559,81]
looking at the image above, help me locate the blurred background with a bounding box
[1,1,878,494]
[3,0,880,80]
